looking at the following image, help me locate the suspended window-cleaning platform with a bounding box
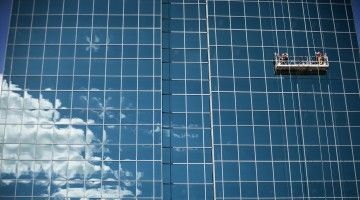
[274,52,329,75]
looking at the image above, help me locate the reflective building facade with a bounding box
[1,0,162,198]
[1,0,360,199]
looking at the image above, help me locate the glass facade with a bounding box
[1,0,162,198]
[0,0,360,199]
[208,0,360,199]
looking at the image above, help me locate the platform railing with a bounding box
[274,53,329,73]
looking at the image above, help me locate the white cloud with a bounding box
[0,80,142,198]
[54,186,135,199]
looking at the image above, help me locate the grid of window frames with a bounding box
[162,0,213,199]
[0,0,162,199]
[1,0,360,199]
[208,0,360,199]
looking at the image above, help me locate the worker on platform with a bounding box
[316,51,325,65]
[279,53,288,64]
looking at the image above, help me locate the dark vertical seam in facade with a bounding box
[161,0,172,198]
[0,0,13,93]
